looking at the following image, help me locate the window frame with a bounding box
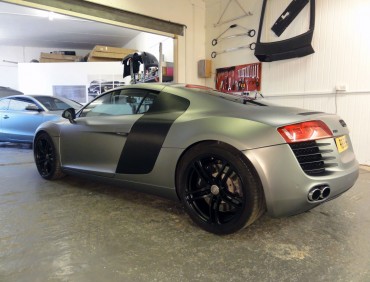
[78,88,159,118]
[8,97,40,111]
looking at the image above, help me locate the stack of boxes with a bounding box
[39,46,137,63]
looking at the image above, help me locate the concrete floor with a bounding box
[0,143,369,282]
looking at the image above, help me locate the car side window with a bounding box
[0,99,10,110]
[136,94,156,114]
[8,98,37,111]
[79,89,158,117]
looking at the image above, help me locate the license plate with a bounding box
[335,135,348,153]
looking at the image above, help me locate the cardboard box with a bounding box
[39,52,82,63]
[86,57,123,62]
[87,45,137,62]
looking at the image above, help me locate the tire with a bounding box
[177,142,265,235]
[34,132,65,180]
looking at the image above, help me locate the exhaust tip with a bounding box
[308,188,321,201]
[308,185,331,202]
[320,186,331,199]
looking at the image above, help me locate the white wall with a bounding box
[0,45,90,90]
[205,0,370,165]
[0,46,25,89]
[18,62,123,102]
[205,0,260,73]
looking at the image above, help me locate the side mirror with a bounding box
[25,104,41,111]
[62,108,76,124]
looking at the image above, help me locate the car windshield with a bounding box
[34,96,81,111]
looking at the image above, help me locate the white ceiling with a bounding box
[0,2,142,49]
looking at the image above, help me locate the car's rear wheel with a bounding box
[177,142,265,235]
[34,132,65,180]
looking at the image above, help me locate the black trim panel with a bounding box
[255,0,315,62]
[271,0,309,37]
[115,92,190,174]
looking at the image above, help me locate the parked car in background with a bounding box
[33,84,359,234]
[0,86,23,98]
[0,95,81,144]
[88,80,125,98]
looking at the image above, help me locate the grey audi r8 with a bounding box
[33,84,359,234]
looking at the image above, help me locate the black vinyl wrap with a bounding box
[115,92,190,174]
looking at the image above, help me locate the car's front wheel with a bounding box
[177,142,265,235]
[34,132,65,180]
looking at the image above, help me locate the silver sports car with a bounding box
[0,95,81,144]
[33,84,359,234]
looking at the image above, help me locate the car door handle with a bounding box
[116,132,129,137]
[3,115,9,119]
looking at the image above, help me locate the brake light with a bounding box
[278,121,333,143]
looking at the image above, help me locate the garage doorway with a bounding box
[0,1,184,99]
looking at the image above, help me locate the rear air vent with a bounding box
[339,119,347,127]
[290,141,338,176]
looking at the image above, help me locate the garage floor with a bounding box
[0,143,369,282]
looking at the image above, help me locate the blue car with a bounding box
[0,95,81,144]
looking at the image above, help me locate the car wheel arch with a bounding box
[33,131,65,180]
[174,140,266,202]
[174,140,267,234]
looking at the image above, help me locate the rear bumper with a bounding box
[243,137,359,217]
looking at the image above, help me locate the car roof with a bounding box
[0,94,36,99]
[0,87,24,98]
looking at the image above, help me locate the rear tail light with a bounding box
[278,120,333,143]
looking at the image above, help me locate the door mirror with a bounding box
[62,108,76,124]
[25,104,41,111]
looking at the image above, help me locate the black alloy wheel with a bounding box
[177,142,264,235]
[34,132,65,180]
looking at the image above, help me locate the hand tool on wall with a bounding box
[212,24,256,46]
[211,43,256,58]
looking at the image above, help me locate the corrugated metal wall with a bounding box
[206,0,370,165]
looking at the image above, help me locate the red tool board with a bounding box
[215,62,261,93]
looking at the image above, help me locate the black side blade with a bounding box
[271,0,309,37]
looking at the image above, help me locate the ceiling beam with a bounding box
[2,0,185,36]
